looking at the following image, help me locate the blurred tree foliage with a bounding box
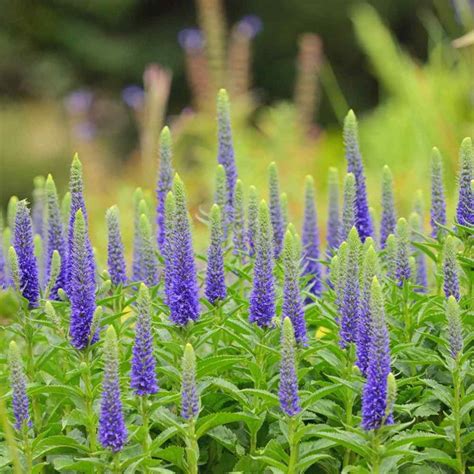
[1,0,440,122]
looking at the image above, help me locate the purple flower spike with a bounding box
[106,206,127,287]
[430,148,447,238]
[99,326,127,452]
[356,243,379,377]
[395,218,411,287]
[131,284,158,396]
[32,176,45,240]
[409,212,427,292]
[301,175,322,299]
[163,192,176,306]
[343,111,373,241]
[446,296,463,358]
[45,175,67,300]
[326,167,341,255]
[181,343,199,420]
[279,317,301,417]
[69,209,97,350]
[341,173,356,243]
[205,204,227,305]
[8,341,31,431]
[132,188,145,282]
[247,185,258,257]
[217,89,238,229]
[249,200,276,328]
[339,227,360,348]
[67,155,94,292]
[168,175,200,326]
[268,162,284,258]
[380,166,396,248]
[442,236,460,301]
[283,229,307,345]
[361,277,393,430]
[456,138,473,227]
[13,200,40,308]
[156,127,174,252]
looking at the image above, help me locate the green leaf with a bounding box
[195,412,259,438]
[314,429,372,458]
[301,384,342,409]
[387,432,444,450]
[412,448,459,469]
[32,435,88,459]
[196,355,247,378]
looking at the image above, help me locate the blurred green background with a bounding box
[1,0,473,253]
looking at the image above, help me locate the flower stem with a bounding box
[343,344,355,468]
[82,349,97,453]
[287,416,299,473]
[22,425,32,473]
[452,363,464,473]
[370,430,381,474]
[185,419,199,474]
[140,396,150,472]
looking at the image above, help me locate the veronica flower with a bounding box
[67,155,93,291]
[446,296,463,358]
[163,192,176,306]
[132,188,145,282]
[247,185,258,257]
[205,204,226,305]
[131,283,158,395]
[69,209,97,350]
[384,234,396,280]
[32,176,45,239]
[430,147,447,238]
[44,175,67,299]
[380,166,396,248]
[395,218,410,287]
[268,162,284,258]
[326,167,341,255]
[214,165,228,236]
[281,193,289,231]
[408,212,427,292]
[341,173,356,242]
[334,242,348,313]
[8,341,31,430]
[106,206,127,286]
[282,229,307,345]
[361,277,393,430]
[156,127,174,252]
[249,200,276,328]
[356,243,379,377]
[456,137,473,227]
[181,343,199,420]
[168,175,200,326]
[279,317,301,417]
[343,110,373,241]
[301,175,322,298]
[442,236,460,301]
[232,179,247,259]
[339,227,360,348]
[99,326,127,452]
[217,89,238,226]
[138,213,159,287]
[13,201,40,307]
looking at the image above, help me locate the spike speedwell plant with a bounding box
[0,94,473,473]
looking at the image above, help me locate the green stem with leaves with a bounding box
[22,425,32,473]
[185,419,199,474]
[370,430,381,474]
[140,396,150,472]
[82,349,97,453]
[287,416,299,473]
[343,344,355,468]
[452,362,464,473]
